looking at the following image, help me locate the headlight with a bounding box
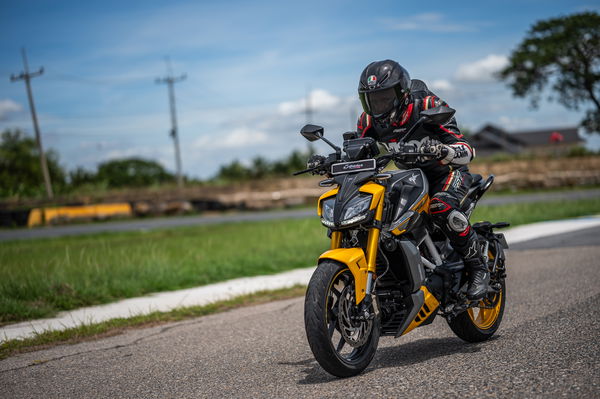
[320,194,373,228]
[320,198,336,228]
[340,194,372,226]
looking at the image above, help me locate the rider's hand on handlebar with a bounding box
[307,155,326,169]
[306,155,328,175]
[420,139,449,161]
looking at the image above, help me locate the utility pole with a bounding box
[156,57,186,188]
[10,48,54,199]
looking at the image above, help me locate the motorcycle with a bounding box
[296,106,509,378]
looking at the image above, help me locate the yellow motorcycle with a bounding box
[296,106,509,377]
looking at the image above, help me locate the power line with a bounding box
[156,56,186,188]
[10,48,54,200]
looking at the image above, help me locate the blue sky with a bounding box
[1,0,598,178]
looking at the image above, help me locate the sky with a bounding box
[1,0,598,179]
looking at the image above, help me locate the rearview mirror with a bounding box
[300,124,324,142]
[420,106,456,125]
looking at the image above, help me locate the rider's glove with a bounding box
[420,139,452,161]
[307,155,326,170]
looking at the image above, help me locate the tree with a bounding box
[499,12,600,132]
[250,156,270,179]
[213,145,317,182]
[215,159,249,181]
[0,129,65,198]
[68,166,98,188]
[96,158,174,188]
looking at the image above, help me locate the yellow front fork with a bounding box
[330,231,342,250]
[328,194,383,275]
[325,185,384,303]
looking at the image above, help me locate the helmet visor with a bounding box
[361,88,397,117]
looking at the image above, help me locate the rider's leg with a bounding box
[429,170,489,300]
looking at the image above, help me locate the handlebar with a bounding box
[294,151,437,176]
[293,167,314,176]
[375,151,437,167]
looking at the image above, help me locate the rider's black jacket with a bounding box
[357,79,475,185]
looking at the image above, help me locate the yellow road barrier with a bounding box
[27,203,132,227]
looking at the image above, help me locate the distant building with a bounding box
[469,125,582,157]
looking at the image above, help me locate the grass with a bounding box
[483,184,600,196]
[0,217,327,324]
[471,197,600,226]
[0,285,307,360]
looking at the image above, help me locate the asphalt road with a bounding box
[2,188,599,242]
[1,227,599,398]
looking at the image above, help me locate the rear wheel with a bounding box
[304,260,380,377]
[448,249,506,342]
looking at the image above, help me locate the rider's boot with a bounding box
[464,256,490,301]
[454,234,490,301]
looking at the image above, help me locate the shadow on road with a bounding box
[293,336,493,384]
[375,336,487,369]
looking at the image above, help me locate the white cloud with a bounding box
[0,99,23,120]
[278,89,342,116]
[193,127,268,149]
[429,79,454,92]
[384,13,477,33]
[455,54,509,82]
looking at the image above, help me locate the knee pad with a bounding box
[448,210,469,233]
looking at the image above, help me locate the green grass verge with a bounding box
[471,197,600,226]
[0,217,327,324]
[1,197,600,326]
[483,184,600,197]
[0,285,307,360]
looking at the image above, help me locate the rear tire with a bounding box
[448,279,505,342]
[304,260,380,377]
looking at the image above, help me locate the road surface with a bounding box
[1,188,599,241]
[1,226,599,398]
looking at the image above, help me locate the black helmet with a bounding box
[358,60,411,133]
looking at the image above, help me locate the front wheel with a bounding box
[304,260,380,377]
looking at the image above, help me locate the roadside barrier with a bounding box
[27,203,132,227]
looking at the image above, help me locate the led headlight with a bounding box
[320,197,336,228]
[340,194,372,226]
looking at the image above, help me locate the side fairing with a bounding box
[385,169,429,233]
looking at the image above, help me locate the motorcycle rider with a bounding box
[309,60,489,300]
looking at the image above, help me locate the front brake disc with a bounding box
[337,285,373,348]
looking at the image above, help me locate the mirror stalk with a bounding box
[319,134,342,159]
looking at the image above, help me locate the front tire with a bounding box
[304,260,380,377]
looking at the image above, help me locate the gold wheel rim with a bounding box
[468,250,502,330]
[467,290,502,330]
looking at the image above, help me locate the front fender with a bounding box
[319,248,369,304]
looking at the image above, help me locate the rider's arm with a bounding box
[426,96,475,166]
[357,112,373,138]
